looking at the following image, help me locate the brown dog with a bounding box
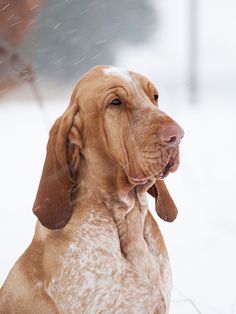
[0,66,184,314]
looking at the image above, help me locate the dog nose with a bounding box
[160,123,184,147]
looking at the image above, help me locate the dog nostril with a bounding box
[160,124,184,147]
[167,136,177,144]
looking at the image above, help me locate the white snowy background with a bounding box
[0,1,236,313]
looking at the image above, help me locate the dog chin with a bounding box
[157,156,179,179]
[127,165,168,185]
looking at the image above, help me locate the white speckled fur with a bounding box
[103,66,132,82]
[47,194,171,314]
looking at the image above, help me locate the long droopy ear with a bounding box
[147,180,178,222]
[33,100,82,230]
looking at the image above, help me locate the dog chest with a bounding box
[46,211,171,313]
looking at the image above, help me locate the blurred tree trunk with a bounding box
[189,0,198,104]
[0,0,43,94]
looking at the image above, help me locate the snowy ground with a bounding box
[0,87,235,314]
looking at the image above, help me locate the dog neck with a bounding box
[67,148,156,255]
[70,145,157,211]
[69,160,157,281]
[74,149,135,200]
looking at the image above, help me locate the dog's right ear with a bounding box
[33,98,82,230]
[148,180,178,222]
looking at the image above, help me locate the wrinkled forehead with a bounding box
[77,66,151,94]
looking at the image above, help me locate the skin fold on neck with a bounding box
[67,150,158,282]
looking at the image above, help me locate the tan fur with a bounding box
[0,66,183,314]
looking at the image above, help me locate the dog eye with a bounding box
[110,98,122,105]
[154,94,159,101]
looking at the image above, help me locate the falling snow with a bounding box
[0,0,235,313]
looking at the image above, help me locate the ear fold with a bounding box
[33,105,81,230]
[147,180,178,222]
[67,114,82,177]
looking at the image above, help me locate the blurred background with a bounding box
[0,0,235,313]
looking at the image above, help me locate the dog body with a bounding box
[1,204,171,314]
[0,66,183,314]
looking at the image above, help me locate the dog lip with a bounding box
[127,150,180,183]
[169,163,179,172]
[161,156,179,178]
[128,176,148,185]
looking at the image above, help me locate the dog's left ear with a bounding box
[147,180,178,222]
[33,93,82,230]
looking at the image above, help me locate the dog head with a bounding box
[33,66,184,229]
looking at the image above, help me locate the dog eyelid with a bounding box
[110,98,122,105]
